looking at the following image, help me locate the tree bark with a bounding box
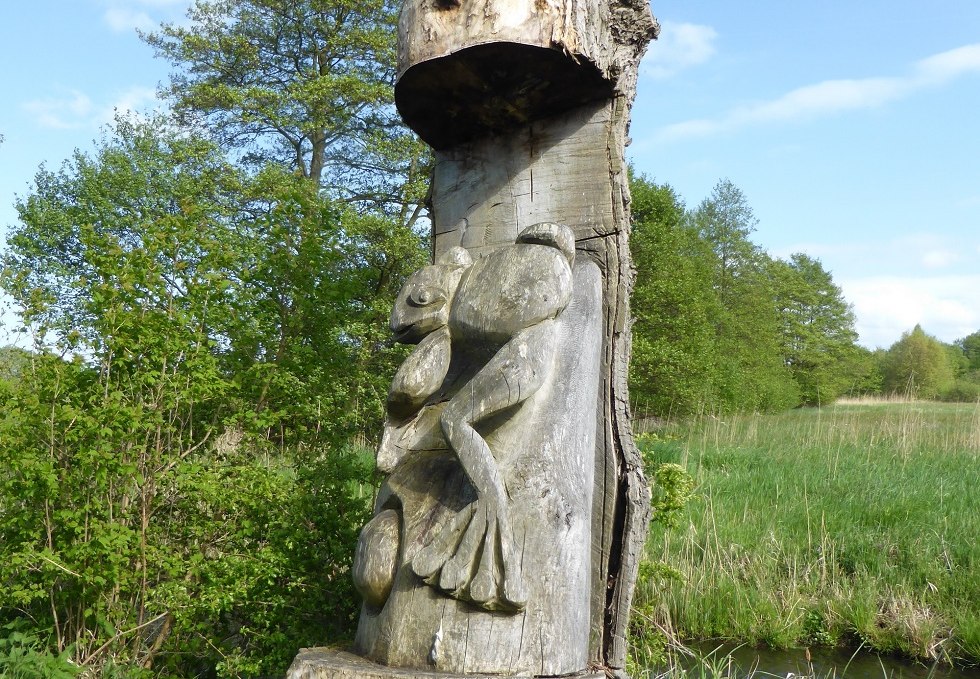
[399,2,657,670]
[395,0,658,672]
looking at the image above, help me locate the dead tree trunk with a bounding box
[396,2,659,671]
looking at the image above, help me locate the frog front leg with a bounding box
[412,320,557,610]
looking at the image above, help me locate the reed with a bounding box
[632,401,980,668]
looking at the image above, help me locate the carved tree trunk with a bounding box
[395,1,658,671]
[289,2,657,678]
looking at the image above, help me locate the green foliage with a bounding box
[690,181,799,412]
[0,621,79,679]
[844,346,885,397]
[0,346,31,385]
[4,116,241,350]
[881,325,956,399]
[938,378,980,403]
[629,175,721,416]
[630,175,816,416]
[142,0,430,226]
[152,444,372,676]
[224,164,426,444]
[689,179,761,301]
[144,0,395,182]
[630,435,696,672]
[638,432,696,534]
[629,173,870,415]
[0,115,388,675]
[959,331,980,372]
[0,348,374,675]
[768,254,861,405]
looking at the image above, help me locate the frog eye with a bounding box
[410,286,441,307]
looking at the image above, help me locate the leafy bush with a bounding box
[0,350,373,675]
[0,621,79,678]
[939,379,980,403]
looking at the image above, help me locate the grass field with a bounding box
[632,401,980,671]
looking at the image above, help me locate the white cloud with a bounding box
[840,274,980,348]
[642,21,718,79]
[22,90,95,129]
[104,7,155,32]
[100,86,160,124]
[914,44,980,82]
[100,0,190,33]
[655,43,980,142]
[21,86,161,130]
[772,232,979,348]
[778,232,973,274]
[921,250,961,269]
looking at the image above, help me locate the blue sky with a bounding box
[1,1,978,349]
[630,1,980,349]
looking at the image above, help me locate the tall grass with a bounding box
[633,401,980,668]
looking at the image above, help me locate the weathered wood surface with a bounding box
[344,1,658,677]
[422,97,651,672]
[288,648,605,679]
[396,0,657,149]
[355,260,604,675]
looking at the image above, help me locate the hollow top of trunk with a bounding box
[395,0,659,148]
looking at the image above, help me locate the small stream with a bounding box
[674,644,980,678]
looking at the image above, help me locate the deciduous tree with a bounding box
[143,0,428,226]
[881,325,955,399]
[0,116,381,675]
[957,330,980,372]
[692,180,798,412]
[629,173,720,417]
[768,253,860,405]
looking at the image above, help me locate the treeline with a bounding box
[865,325,980,402]
[629,174,865,417]
[628,174,980,419]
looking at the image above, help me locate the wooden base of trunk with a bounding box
[287,648,606,679]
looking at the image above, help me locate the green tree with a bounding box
[143,0,429,226]
[846,345,885,396]
[768,253,860,405]
[629,173,720,417]
[226,165,426,443]
[691,179,798,412]
[0,345,31,386]
[690,178,760,304]
[142,0,430,441]
[957,330,980,372]
[881,325,956,399]
[0,117,375,676]
[3,116,243,353]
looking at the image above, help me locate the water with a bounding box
[675,644,980,679]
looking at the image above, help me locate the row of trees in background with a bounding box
[628,174,864,417]
[627,174,980,419]
[872,325,980,401]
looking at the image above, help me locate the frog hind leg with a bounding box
[417,320,556,610]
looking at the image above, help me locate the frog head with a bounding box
[390,247,472,344]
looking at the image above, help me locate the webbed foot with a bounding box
[412,499,527,611]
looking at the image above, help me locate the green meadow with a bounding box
[633,401,980,670]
